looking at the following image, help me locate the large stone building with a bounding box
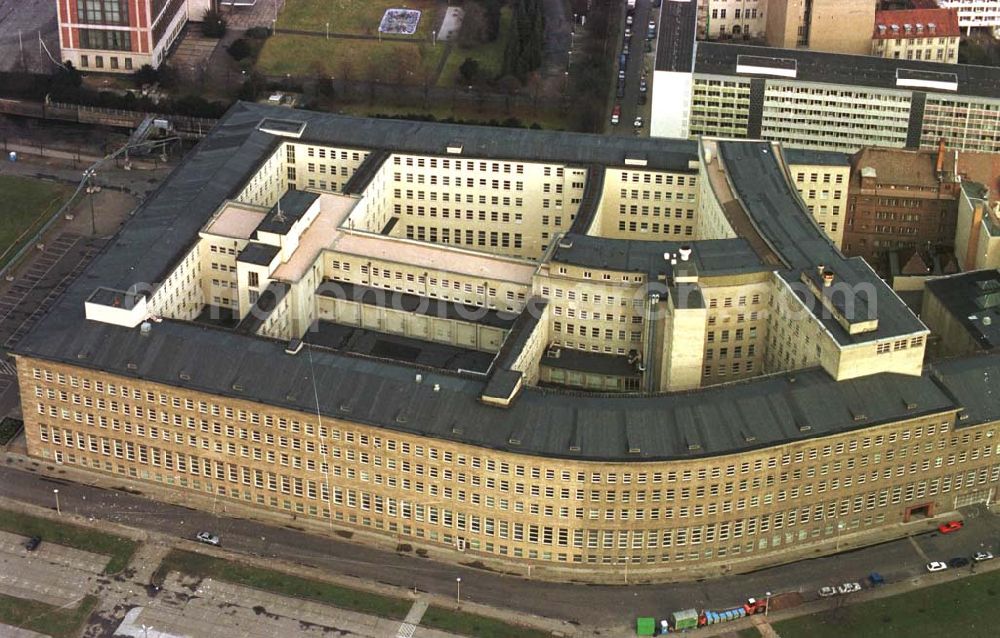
[56,0,212,72]
[653,7,1000,152]
[872,7,962,63]
[13,104,1000,583]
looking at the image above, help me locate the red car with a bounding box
[938,520,963,534]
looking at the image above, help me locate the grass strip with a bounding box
[0,593,98,638]
[422,605,553,638]
[0,508,137,574]
[772,567,1000,637]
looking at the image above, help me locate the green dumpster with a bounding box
[636,617,656,636]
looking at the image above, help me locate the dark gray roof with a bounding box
[257,190,318,234]
[551,234,766,278]
[11,313,962,460]
[695,43,1000,100]
[929,354,1000,427]
[238,242,281,266]
[285,107,699,172]
[654,0,698,73]
[925,270,1000,349]
[784,149,853,167]
[541,348,639,377]
[718,141,927,344]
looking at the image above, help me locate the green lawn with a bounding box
[278,0,440,39]
[257,36,443,82]
[422,605,553,638]
[0,509,138,574]
[773,568,1000,637]
[0,593,98,638]
[438,7,512,86]
[154,549,412,620]
[0,175,73,268]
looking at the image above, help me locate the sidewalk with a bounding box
[0,152,174,200]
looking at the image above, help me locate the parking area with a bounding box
[0,530,108,607]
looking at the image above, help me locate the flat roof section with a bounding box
[695,42,1000,99]
[304,321,494,374]
[203,202,267,239]
[541,348,639,378]
[654,0,698,74]
[257,190,319,235]
[784,149,853,167]
[925,270,1000,349]
[238,243,280,266]
[551,234,767,279]
[331,232,537,286]
[271,193,358,283]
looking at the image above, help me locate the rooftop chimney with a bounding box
[936,138,946,177]
[678,245,692,262]
[822,270,835,288]
[817,264,825,276]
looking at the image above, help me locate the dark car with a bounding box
[868,572,885,586]
[25,536,41,551]
[617,81,626,98]
[949,556,970,568]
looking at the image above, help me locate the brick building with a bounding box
[56,0,212,72]
[843,144,962,268]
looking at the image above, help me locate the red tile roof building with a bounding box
[872,8,961,63]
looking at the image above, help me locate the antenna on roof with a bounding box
[306,343,334,532]
[274,197,287,224]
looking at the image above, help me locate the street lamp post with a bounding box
[455,577,461,605]
[53,488,60,515]
[765,591,772,617]
[836,520,846,551]
[84,169,97,236]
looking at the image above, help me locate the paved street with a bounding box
[2,458,998,629]
[609,0,659,136]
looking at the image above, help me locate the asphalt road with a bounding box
[2,462,998,627]
[610,0,659,136]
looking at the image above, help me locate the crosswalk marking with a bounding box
[396,623,416,638]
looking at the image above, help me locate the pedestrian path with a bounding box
[397,599,429,638]
[751,615,780,637]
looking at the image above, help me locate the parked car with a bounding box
[24,536,41,551]
[619,69,626,81]
[973,551,994,562]
[926,561,948,572]
[949,556,970,568]
[626,15,634,26]
[611,105,621,125]
[639,79,648,93]
[638,93,647,106]
[837,582,862,594]
[633,116,644,129]
[625,27,633,39]
[195,531,220,546]
[868,572,885,587]
[938,520,963,534]
[818,586,837,597]
[623,41,630,55]
[616,81,625,98]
